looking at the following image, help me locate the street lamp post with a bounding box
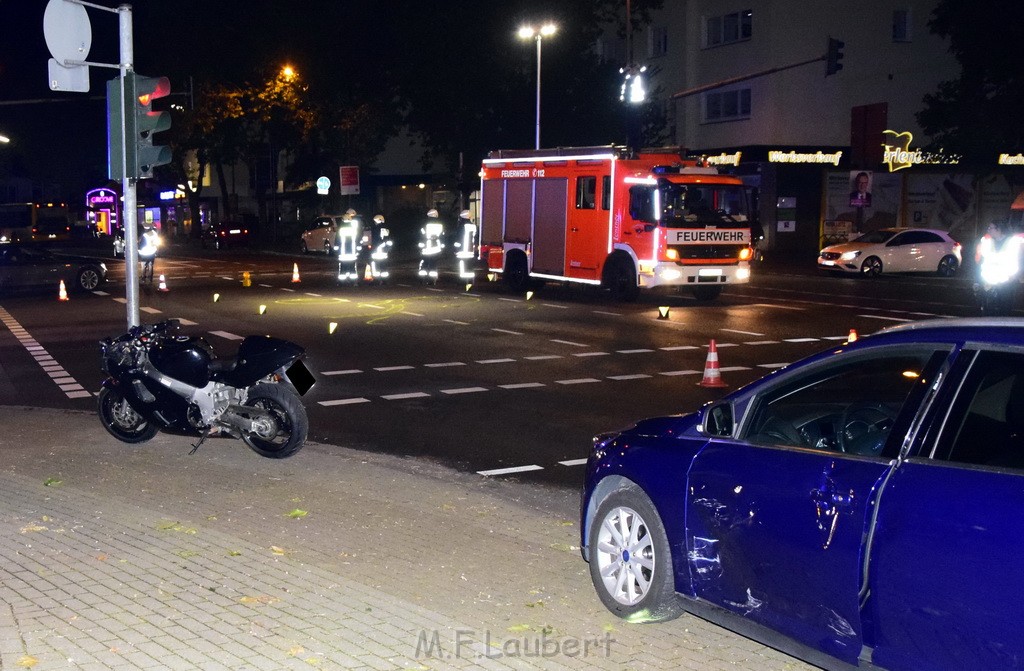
[518,23,556,150]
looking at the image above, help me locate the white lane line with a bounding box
[542,303,569,309]
[722,328,764,336]
[749,303,805,310]
[175,318,198,326]
[497,297,522,303]
[426,287,444,292]
[478,465,543,476]
[209,330,244,340]
[719,366,752,372]
[556,378,601,385]
[424,362,466,368]
[259,283,273,288]
[477,358,516,364]
[559,458,588,467]
[859,314,913,322]
[573,352,610,358]
[499,382,546,389]
[713,342,739,348]
[112,297,126,304]
[608,374,653,381]
[376,365,415,372]
[402,311,425,317]
[525,354,562,360]
[759,363,790,369]
[661,345,698,351]
[382,392,431,400]
[784,337,819,343]
[281,287,296,292]
[322,369,362,376]
[305,293,322,297]
[140,307,162,314]
[492,328,523,335]
[318,398,371,406]
[617,348,655,354]
[661,370,701,376]
[744,340,779,345]
[551,339,589,347]
[0,308,89,399]
[823,335,852,340]
[440,387,488,395]
[443,319,470,325]
[592,310,622,316]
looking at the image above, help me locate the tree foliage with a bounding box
[917,0,1024,160]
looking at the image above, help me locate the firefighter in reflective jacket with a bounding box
[418,208,445,281]
[336,209,363,282]
[138,224,160,283]
[367,214,393,281]
[453,209,478,280]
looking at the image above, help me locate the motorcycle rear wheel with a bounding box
[98,387,159,443]
[241,383,308,458]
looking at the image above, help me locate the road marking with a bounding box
[525,354,562,360]
[0,307,90,399]
[281,287,296,292]
[402,311,425,317]
[573,352,610,357]
[424,362,465,368]
[175,318,198,326]
[305,293,322,297]
[660,370,701,376]
[382,392,431,400]
[719,366,752,372]
[784,337,819,343]
[140,307,162,314]
[608,374,652,381]
[749,303,804,311]
[492,328,523,335]
[759,363,790,369]
[497,297,522,303]
[592,310,622,316]
[617,348,655,354]
[722,328,764,336]
[362,303,385,309]
[551,339,589,347]
[259,283,273,288]
[478,465,543,476]
[477,358,516,364]
[443,319,470,325]
[499,382,546,389]
[556,378,601,385]
[322,369,362,376]
[859,314,913,322]
[661,345,698,351]
[559,458,588,467]
[542,303,569,309]
[440,387,488,395]
[822,335,851,340]
[209,330,244,340]
[376,365,415,372]
[744,340,779,345]
[318,398,371,406]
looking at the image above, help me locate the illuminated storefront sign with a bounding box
[703,152,742,167]
[882,130,960,172]
[768,150,843,165]
[999,153,1024,165]
[159,189,186,200]
[86,188,119,235]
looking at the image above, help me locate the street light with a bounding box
[518,22,557,150]
[0,135,10,144]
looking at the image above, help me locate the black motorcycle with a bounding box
[98,319,313,458]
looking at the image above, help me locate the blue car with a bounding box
[581,318,1024,671]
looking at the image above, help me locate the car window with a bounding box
[743,348,945,457]
[915,231,944,244]
[888,232,909,246]
[931,351,1024,470]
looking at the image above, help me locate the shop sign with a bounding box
[703,152,742,167]
[998,153,1024,165]
[882,130,960,172]
[768,150,843,165]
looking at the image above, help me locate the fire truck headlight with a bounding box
[665,248,679,261]
[737,267,751,280]
[660,268,683,281]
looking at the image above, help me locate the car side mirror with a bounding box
[701,402,734,437]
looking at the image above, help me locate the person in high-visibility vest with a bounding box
[138,225,160,283]
[975,220,1024,314]
[418,208,445,283]
[367,214,393,281]
[452,210,478,280]
[336,209,363,282]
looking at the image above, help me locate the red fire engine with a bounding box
[479,146,756,301]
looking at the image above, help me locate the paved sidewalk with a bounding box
[0,406,816,671]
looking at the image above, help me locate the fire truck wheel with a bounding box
[605,256,640,302]
[690,285,723,301]
[505,252,530,293]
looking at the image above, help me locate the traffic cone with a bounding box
[291,263,301,283]
[242,271,251,287]
[157,274,168,292]
[847,329,858,343]
[364,264,373,282]
[58,280,69,302]
[699,339,728,388]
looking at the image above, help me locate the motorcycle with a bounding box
[97,319,313,458]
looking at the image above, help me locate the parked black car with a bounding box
[0,242,107,293]
[201,222,251,250]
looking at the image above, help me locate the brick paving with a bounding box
[0,406,818,670]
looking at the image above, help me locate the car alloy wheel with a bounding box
[860,256,883,276]
[938,255,959,277]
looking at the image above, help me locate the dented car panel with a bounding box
[581,318,1024,671]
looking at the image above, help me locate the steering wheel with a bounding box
[839,402,898,455]
[757,417,805,446]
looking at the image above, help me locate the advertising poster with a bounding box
[823,171,901,242]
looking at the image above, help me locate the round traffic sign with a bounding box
[43,0,93,63]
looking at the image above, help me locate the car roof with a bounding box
[870,317,1024,346]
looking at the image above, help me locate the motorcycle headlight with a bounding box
[840,250,862,261]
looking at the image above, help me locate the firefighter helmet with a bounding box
[427,208,439,218]
[460,210,472,220]
[373,214,385,224]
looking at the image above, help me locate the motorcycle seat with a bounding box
[209,358,238,374]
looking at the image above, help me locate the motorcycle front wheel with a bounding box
[241,383,308,459]
[98,386,159,443]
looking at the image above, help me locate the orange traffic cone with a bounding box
[291,263,301,283]
[157,274,169,292]
[58,280,69,301]
[847,329,858,343]
[699,339,728,388]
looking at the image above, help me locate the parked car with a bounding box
[818,227,961,276]
[300,216,341,254]
[581,317,1024,671]
[0,242,107,293]
[201,221,251,250]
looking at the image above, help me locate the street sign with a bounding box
[340,166,360,195]
[316,176,331,195]
[43,0,92,92]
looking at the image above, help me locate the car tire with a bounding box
[937,255,959,277]
[860,256,883,277]
[588,484,684,623]
[76,266,103,291]
[301,241,309,254]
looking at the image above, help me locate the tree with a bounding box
[917,0,1024,161]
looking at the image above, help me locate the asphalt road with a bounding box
[0,241,988,491]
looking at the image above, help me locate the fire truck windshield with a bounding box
[659,183,749,226]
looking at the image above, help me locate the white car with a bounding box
[300,216,341,254]
[818,227,962,277]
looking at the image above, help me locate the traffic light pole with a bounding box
[117,5,140,328]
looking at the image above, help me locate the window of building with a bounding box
[892,9,911,42]
[705,10,752,47]
[648,25,668,58]
[576,176,597,210]
[704,88,751,123]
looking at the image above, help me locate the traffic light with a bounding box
[106,73,172,180]
[826,37,845,76]
[131,74,172,179]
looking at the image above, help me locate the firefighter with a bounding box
[138,224,160,283]
[452,209,478,280]
[336,208,363,282]
[418,208,445,282]
[368,214,393,281]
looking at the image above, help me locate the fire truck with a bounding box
[479,146,756,301]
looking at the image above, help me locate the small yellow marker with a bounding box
[465,283,472,292]
[658,306,670,320]
[525,290,534,301]
[329,322,338,334]
[213,293,220,302]
[487,273,496,282]
[242,271,251,287]
[258,304,267,315]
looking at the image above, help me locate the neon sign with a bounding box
[999,153,1024,165]
[768,150,842,165]
[881,130,960,172]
